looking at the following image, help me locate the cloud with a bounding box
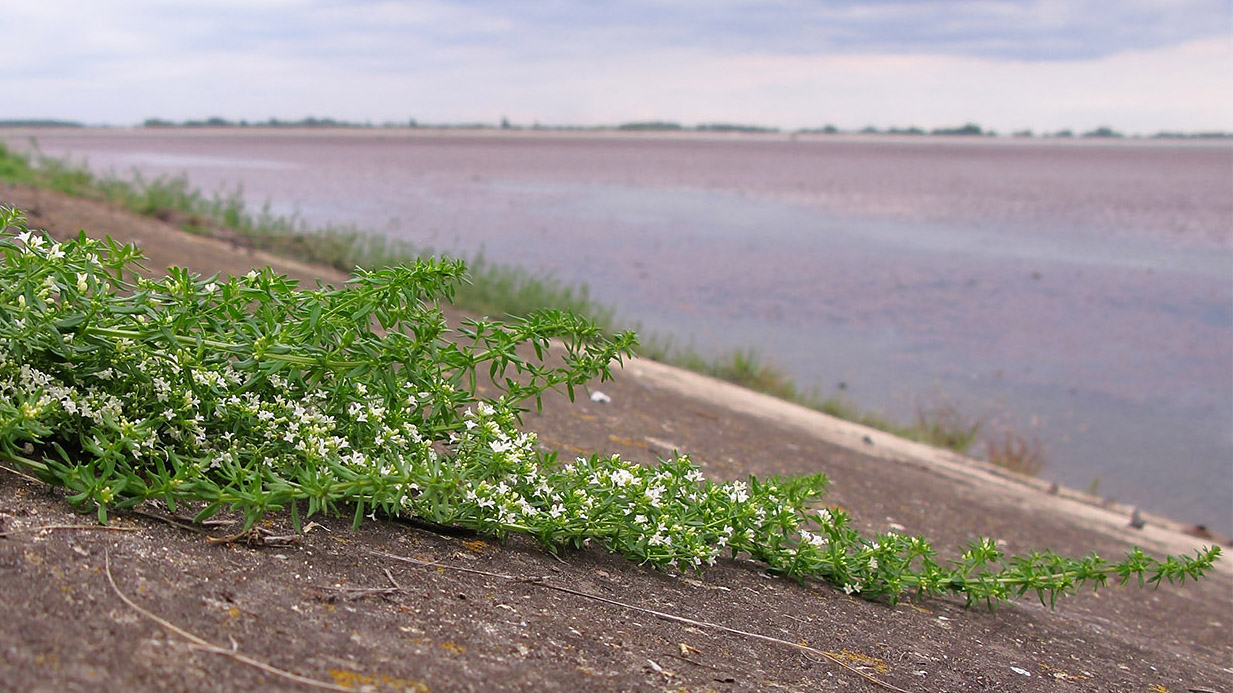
[767,0,1232,60]
[2,0,1230,130]
[394,0,1233,62]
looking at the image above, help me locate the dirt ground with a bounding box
[1,182,1231,692]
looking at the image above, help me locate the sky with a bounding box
[2,0,1231,134]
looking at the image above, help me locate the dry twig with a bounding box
[206,526,300,546]
[0,524,139,538]
[129,510,212,534]
[103,549,353,692]
[0,462,47,486]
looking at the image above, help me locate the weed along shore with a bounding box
[1,173,1231,691]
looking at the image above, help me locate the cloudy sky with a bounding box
[3,0,1230,133]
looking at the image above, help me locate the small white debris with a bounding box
[643,436,679,452]
[589,391,612,404]
[1010,666,1031,677]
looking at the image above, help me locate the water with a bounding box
[5,129,1231,533]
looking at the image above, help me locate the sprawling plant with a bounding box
[0,205,1219,608]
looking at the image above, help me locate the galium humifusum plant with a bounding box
[0,205,1220,608]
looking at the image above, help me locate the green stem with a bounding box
[85,325,368,369]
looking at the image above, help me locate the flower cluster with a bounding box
[0,205,1220,608]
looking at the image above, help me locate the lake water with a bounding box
[5,129,1231,533]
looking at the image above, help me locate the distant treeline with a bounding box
[0,119,85,128]
[139,116,783,134]
[138,117,1233,140]
[804,122,1232,140]
[143,116,379,129]
[2,116,1228,140]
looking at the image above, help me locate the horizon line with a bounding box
[2,117,1230,140]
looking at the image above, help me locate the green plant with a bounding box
[0,207,1220,608]
[914,399,982,454]
[985,430,1045,476]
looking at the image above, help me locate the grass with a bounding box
[985,430,1046,477]
[0,140,1000,460]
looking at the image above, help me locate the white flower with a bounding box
[610,468,635,487]
[203,282,217,294]
[644,485,664,505]
[800,530,827,548]
[843,583,861,595]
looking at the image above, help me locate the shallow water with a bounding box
[6,130,1231,533]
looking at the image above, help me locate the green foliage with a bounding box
[0,120,84,128]
[0,145,37,182]
[931,123,986,136]
[0,207,1220,608]
[616,121,684,131]
[142,116,367,129]
[1082,126,1124,139]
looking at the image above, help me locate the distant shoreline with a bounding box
[5,125,1232,151]
[4,114,1232,142]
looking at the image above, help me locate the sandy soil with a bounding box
[1,182,1230,692]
